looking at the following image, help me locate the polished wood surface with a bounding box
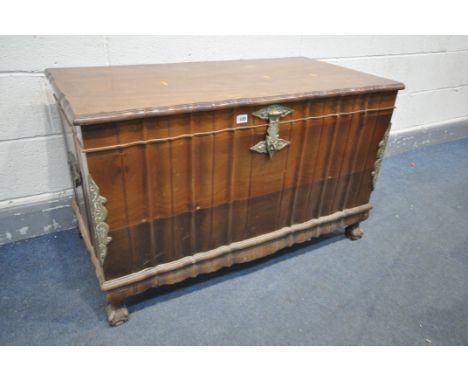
[81,91,396,280]
[103,205,371,303]
[50,58,404,324]
[46,57,403,125]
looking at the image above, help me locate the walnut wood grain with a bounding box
[50,57,404,323]
[79,92,396,279]
[103,204,371,303]
[46,57,404,125]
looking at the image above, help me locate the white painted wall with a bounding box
[1,35,467,206]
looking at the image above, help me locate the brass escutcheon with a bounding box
[250,105,292,159]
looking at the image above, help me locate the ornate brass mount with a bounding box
[250,105,292,159]
[371,122,391,191]
[88,175,112,264]
[67,152,82,187]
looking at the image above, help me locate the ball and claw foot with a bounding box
[345,223,364,240]
[106,303,129,327]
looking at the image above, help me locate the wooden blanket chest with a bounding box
[47,57,404,326]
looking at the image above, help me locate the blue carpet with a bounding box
[1,138,467,345]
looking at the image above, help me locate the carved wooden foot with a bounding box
[345,223,364,240]
[106,303,129,327]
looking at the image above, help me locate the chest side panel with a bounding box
[82,92,396,280]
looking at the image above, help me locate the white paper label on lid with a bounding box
[236,114,248,124]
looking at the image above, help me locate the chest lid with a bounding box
[47,57,404,126]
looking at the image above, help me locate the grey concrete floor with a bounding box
[0,138,467,345]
